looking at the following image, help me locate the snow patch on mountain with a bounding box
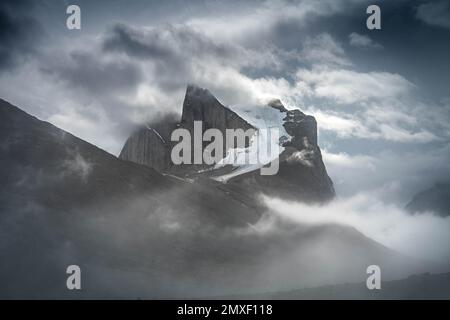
[212,103,292,182]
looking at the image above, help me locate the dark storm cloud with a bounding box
[99,22,287,96]
[103,24,173,59]
[101,23,242,72]
[236,0,450,99]
[41,51,143,95]
[416,1,450,29]
[101,24,191,90]
[103,24,177,60]
[100,24,235,93]
[0,0,43,72]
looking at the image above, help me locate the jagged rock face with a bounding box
[223,99,334,203]
[119,85,335,203]
[179,85,255,165]
[120,86,255,173]
[181,85,254,135]
[268,99,318,148]
[119,114,177,172]
[119,128,168,172]
[225,146,334,203]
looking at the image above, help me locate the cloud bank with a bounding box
[264,194,450,264]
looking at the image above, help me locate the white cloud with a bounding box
[301,33,352,67]
[349,32,383,49]
[312,110,373,139]
[378,124,438,143]
[63,152,93,183]
[284,60,444,144]
[264,194,450,263]
[47,105,124,155]
[189,0,373,43]
[321,145,450,203]
[322,150,376,170]
[286,149,315,167]
[310,108,438,143]
[295,68,414,104]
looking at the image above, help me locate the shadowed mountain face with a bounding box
[0,99,261,227]
[0,98,432,299]
[120,85,335,203]
[406,182,450,217]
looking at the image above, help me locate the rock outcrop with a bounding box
[223,98,334,203]
[119,85,335,203]
[181,85,254,136]
[119,114,178,172]
[120,85,254,173]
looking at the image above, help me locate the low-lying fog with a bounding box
[264,194,450,264]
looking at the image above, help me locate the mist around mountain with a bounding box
[0,94,446,299]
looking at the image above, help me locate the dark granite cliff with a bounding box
[236,98,334,202]
[181,85,254,136]
[119,85,335,203]
[119,114,178,172]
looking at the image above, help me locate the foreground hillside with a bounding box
[217,272,450,300]
[0,98,435,299]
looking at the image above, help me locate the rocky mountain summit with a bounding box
[120,85,335,203]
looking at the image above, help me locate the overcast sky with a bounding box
[1,0,449,204]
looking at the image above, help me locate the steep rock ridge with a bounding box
[175,85,256,175]
[225,99,334,202]
[119,114,178,172]
[181,84,254,137]
[268,99,317,148]
[120,85,255,174]
[119,85,335,203]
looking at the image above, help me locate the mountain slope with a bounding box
[0,98,262,226]
[0,98,172,208]
[0,98,431,299]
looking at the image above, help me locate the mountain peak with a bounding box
[181,85,254,130]
[267,98,288,112]
[120,84,334,203]
[185,84,212,97]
